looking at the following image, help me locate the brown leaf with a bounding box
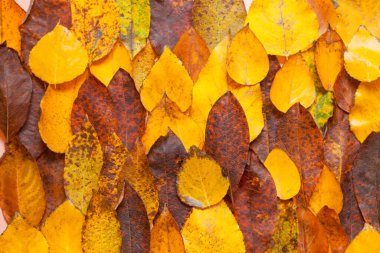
[19,76,46,159]
[108,69,146,151]
[173,27,210,82]
[352,132,380,231]
[234,151,278,252]
[205,91,249,194]
[317,207,349,253]
[36,149,65,223]
[19,0,72,66]
[147,131,191,228]
[333,69,359,113]
[117,181,150,253]
[277,103,324,206]
[0,45,32,141]
[149,0,193,55]
[297,207,329,253]
[250,56,283,162]
[324,106,360,181]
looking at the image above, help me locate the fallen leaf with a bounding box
[333,69,359,113]
[131,40,157,91]
[345,223,380,253]
[0,0,25,53]
[306,0,337,34]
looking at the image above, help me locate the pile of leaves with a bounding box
[1,0,380,252]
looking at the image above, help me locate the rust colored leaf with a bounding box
[173,27,210,82]
[297,207,329,253]
[317,207,349,253]
[117,181,150,253]
[149,0,193,55]
[250,56,283,163]
[0,45,32,141]
[333,69,359,113]
[339,169,365,241]
[108,69,146,151]
[352,132,380,231]
[20,0,71,66]
[278,103,324,206]
[205,91,249,194]
[147,131,191,228]
[36,149,65,223]
[324,106,360,182]
[19,76,46,159]
[234,151,278,252]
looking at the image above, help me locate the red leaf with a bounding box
[333,69,359,113]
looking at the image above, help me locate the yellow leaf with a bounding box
[0,141,46,226]
[345,223,380,253]
[230,83,264,142]
[131,40,157,91]
[39,72,87,153]
[227,26,269,85]
[150,207,185,253]
[29,24,88,84]
[315,30,344,91]
[246,0,319,56]
[125,141,159,224]
[142,98,203,153]
[140,47,193,112]
[349,79,380,142]
[264,148,301,200]
[181,201,245,253]
[64,120,103,214]
[0,0,25,53]
[309,166,343,214]
[270,54,316,113]
[41,201,84,253]
[177,147,229,208]
[0,215,48,253]
[344,26,380,82]
[90,41,132,86]
[71,0,120,62]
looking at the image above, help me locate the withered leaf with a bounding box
[205,91,249,194]
[333,69,359,113]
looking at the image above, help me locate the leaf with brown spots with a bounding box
[108,69,146,151]
[36,149,65,223]
[18,76,46,159]
[173,27,210,82]
[20,0,72,66]
[333,69,359,113]
[205,91,249,194]
[234,152,278,252]
[351,132,380,231]
[149,0,193,55]
[277,103,324,206]
[317,207,349,253]
[117,181,150,253]
[0,45,32,142]
[147,131,191,228]
[250,56,283,163]
[324,106,360,182]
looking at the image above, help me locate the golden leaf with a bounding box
[264,148,301,200]
[306,0,338,34]
[131,40,157,91]
[0,0,25,53]
[29,24,88,84]
[345,223,380,253]
[177,147,229,208]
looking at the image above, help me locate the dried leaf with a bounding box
[131,40,157,91]
[333,69,359,113]
[0,0,25,53]
[345,223,380,253]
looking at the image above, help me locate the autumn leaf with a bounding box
[41,200,84,253]
[177,147,229,208]
[0,140,45,226]
[345,224,380,253]
[227,26,268,85]
[333,69,359,113]
[306,0,337,34]
[0,0,25,53]
[29,24,88,84]
[131,40,157,91]
[0,45,32,141]
[192,0,246,50]
[181,201,245,253]
[247,0,319,56]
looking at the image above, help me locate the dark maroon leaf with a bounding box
[205,91,249,194]
[149,0,193,55]
[147,131,191,228]
[108,69,146,151]
[0,45,32,141]
[333,69,359,113]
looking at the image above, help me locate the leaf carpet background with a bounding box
[0,0,380,252]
